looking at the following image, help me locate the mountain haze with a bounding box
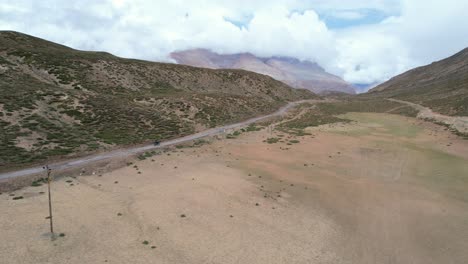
[171,49,356,95]
[0,31,315,168]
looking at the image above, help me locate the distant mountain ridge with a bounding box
[171,49,356,95]
[368,47,468,116]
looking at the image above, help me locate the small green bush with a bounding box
[265,137,280,144]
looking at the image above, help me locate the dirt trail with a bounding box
[0,100,319,181]
[388,98,468,133]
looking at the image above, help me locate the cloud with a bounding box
[326,10,366,20]
[0,0,467,88]
[330,0,468,83]
[332,28,414,84]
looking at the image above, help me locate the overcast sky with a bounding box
[1,0,467,87]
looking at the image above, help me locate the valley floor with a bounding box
[388,98,468,134]
[1,112,468,264]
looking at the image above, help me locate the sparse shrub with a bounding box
[226,134,236,139]
[246,124,262,132]
[265,137,280,144]
[31,178,47,186]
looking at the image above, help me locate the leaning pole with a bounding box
[44,165,54,236]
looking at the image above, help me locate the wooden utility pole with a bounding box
[44,165,54,235]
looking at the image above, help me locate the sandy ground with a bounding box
[1,112,468,264]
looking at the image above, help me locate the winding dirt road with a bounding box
[388,98,468,133]
[0,100,314,181]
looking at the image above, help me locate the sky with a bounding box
[1,0,467,89]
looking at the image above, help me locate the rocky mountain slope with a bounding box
[171,49,356,95]
[0,31,315,168]
[368,48,468,116]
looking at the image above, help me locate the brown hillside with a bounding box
[367,48,468,116]
[0,31,315,168]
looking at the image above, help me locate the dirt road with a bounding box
[0,100,314,181]
[388,98,468,133]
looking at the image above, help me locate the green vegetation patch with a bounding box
[279,109,349,136]
[408,144,468,203]
[340,112,423,138]
[316,99,418,117]
[264,137,280,144]
[245,124,262,132]
[31,178,47,187]
[137,150,159,160]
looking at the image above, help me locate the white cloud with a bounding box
[333,29,414,83]
[0,0,467,88]
[330,0,468,84]
[326,10,366,20]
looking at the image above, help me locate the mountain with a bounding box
[0,31,315,168]
[170,49,356,95]
[353,83,379,93]
[368,48,468,116]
